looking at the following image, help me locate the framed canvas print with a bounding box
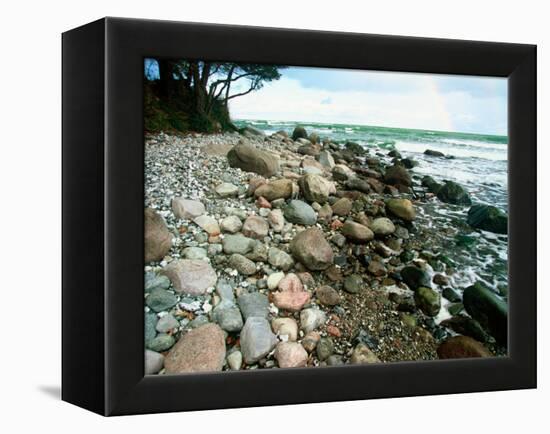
[62,17,536,416]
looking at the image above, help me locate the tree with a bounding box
[147,58,284,131]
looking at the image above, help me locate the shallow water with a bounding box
[236,119,508,296]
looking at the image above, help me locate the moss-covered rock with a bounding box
[467,204,508,234]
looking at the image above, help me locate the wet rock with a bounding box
[401,266,431,290]
[268,247,294,271]
[316,337,334,361]
[437,336,492,359]
[165,323,226,373]
[227,142,279,177]
[171,198,205,220]
[213,300,244,332]
[275,342,308,368]
[341,221,374,243]
[146,288,178,312]
[242,216,269,240]
[193,215,220,236]
[424,149,445,157]
[144,208,173,263]
[300,308,327,333]
[238,292,270,319]
[145,350,164,375]
[272,317,299,341]
[164,259,218,295]
[414,286,441,317]
[463,281,508,345]
[467,204,508,234]
[215,182,239,198]
[370,217,396,236]
[344,274,363,294]
[384,164,412,186]
[284,200,317,225]
[331,197,352,216]
[220,215,243,234]
[290,227,334,270]
[386,198,416,221]
[315,285,341,306]
[442,287,462,302]
[437,181,472,205]
[421,176,442,194]
[400,158,418,169]
[292,126,308,141]
[441,316,493,343]
[350,343,380,364]
[222,234,255,255]
[299,174,332,204]
[254,179,294,201]
[240,317,278,364]
[345,141,364,154]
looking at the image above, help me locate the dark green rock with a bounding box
[441,315,493,343]
[442,287,462,303]
[437,181,472,205]
[448,303,464,316]
[463,281,508,345]
[400,158,418,169]
[401,266,431,290]
[467,204,508,234]
[414,287,441,317]
[421,176,442,194]
[292,125,308,141]
[345,141,364,154]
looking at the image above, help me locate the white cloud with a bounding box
[229,75,507,135]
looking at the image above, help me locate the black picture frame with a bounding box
[62,17,537,416]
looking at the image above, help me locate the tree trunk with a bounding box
[157,59,174,97]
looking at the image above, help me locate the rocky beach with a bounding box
[143,125,509,375]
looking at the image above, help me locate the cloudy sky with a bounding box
[229,66,507,135]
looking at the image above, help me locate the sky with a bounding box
[229,66,507,136]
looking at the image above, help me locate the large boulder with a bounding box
[386,198,416,221]
[467,204,508,234]
[144,208,173,263]
[164,324,226,373]
[437,181,472,205]
[298,174,332,204]
[227,142,279,177]
[463,282,508,345]
[292,126,308,141]
[253,179,293,201]
[437,336,492,359]
[163,259,218,295]
[384,165,412,186]
[284,200,317,225]
[290,228,334,270]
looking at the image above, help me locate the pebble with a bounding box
[145,288,178,312]
[271,317,298,341]
[212,300,244,332]
[145,350,165,375]
[343,274,364,294]
[220,215,243,233]
[155,313,179,332]
[229,253,257,275]
[240,317,278,364]
[193,215,221,235]
[274,342,308,368]
[300,308,327,333]
[316,337,335,361]
[147,333,175,352]
[215,182,239,198]
[267,272,285,290]
[227,350,243,370]
[222,234,255,255]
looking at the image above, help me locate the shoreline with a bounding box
[144,127,508,375]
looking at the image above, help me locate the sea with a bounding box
[234,119,509,314]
